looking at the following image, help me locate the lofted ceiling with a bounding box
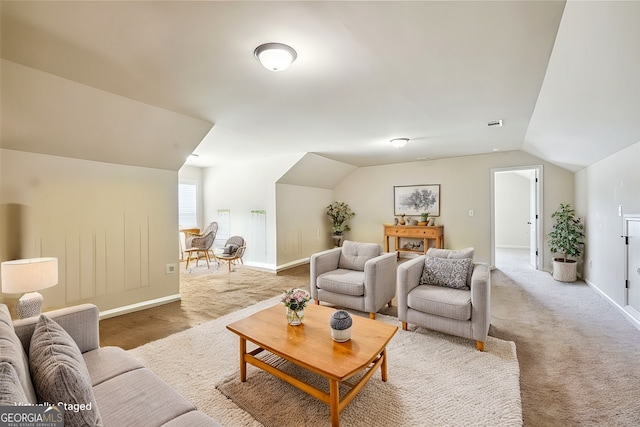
[1,1,639,173]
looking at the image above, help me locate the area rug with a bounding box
[129,297,522,427]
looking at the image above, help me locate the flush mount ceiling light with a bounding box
[254,42,297,72]
[390,138,409,148]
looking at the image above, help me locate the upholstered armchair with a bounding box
[310,240,397,319]
[397,247,491,351]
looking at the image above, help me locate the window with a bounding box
[178,182,197,228]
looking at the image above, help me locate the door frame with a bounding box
[490,165,543,269]
[624,214,640,322]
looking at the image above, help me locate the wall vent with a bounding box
[488,120,503,127]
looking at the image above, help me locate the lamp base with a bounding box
[17,292,44,319]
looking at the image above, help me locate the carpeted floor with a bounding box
[101,252,640,426]
[129,298,522,427]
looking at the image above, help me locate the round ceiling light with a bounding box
[390,138,409,148]
[254,43,297,72]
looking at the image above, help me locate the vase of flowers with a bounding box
[326,201,355,247]
[281,288,311,325]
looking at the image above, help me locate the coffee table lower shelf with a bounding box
[239,338,389,427]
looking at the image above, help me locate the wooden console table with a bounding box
[383,224,444,257]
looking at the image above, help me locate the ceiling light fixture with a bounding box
[254,43,297,72]
[390,138,409,148]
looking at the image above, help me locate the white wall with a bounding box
[495,171,530,248]
[201,153,303,269]
[0,149,180,313]
[575,142,640,307]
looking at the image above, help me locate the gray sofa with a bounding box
[0,303,221,427]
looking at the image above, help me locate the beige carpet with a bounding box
[130,297,522,427]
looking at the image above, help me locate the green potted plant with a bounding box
[418,212,429,226]
[548,203,585,282]
[326,201,355,247]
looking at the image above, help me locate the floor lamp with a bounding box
[1,257,58,319]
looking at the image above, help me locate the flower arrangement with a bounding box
[326,201,355,235]
[280,288,311,312]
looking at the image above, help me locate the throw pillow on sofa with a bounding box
[0,361,30,405]
[29,314,103,427]
[419,255,473,290]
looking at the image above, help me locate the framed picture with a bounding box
[394,184,440,216]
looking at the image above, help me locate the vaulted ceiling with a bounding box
[1,1,639,172]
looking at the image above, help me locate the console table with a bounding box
[383,224,444,257]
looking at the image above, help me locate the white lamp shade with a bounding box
[254,43,297,72]
[1,257,58,294]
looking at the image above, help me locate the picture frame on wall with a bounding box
[394,184,440,216]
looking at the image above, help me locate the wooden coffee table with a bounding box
[226,303,398,427]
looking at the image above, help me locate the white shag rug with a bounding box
[129,298,522,427]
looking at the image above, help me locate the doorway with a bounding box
[491,166,543,269]
[624,215,640,322]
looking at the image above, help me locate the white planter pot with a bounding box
[331,327,351,342]
[552,258,577,282]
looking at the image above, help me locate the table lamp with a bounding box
[1,257,58,319]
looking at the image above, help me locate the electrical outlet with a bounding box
[166,263,177,274]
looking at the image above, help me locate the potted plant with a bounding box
[418,212,429,226]
[548,203,585,282]
[326,201,355,247]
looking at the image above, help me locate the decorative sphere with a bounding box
[329,310,353,331]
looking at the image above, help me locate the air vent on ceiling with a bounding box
[488,120,503,127]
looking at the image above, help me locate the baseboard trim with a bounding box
[99,294,181,320]
[243,258,310,273]
[276,258,310,272]
[584,279,640,331]
[495,245,530,250]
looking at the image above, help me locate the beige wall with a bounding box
[0,149,180,313]
[332,151,573,268]
[575,142,640,307]
[275,184,334,267]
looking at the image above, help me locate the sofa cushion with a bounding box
[420,255,472,290]
[29,314,103,427]
[427,247,474,260]
[408,284,472,321]
[83,346,145,386]
[0,361,29,405]
[0,304,37,403]
[93,368,196,427]
[317,269,365,296]
[338,240,382,271]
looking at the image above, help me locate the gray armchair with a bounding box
[310,240,397,319]
[397,247,491,351]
